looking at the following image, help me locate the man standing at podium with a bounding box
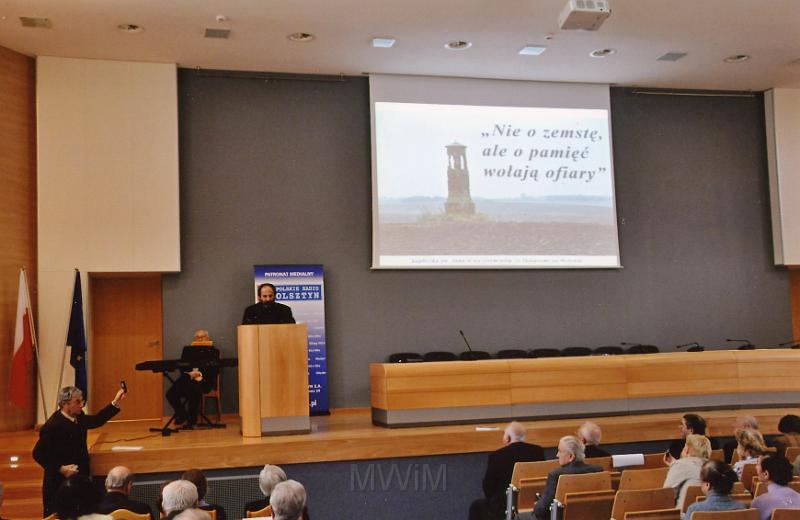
[242,283,296,325]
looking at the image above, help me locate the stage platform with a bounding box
[86,406,797,476]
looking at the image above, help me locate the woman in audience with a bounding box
[54,475,112,520]
[664,434,712,511]
[181,469,226,520]
[685,460,745,519]
[751,454,800,520]
[733,428,767,478]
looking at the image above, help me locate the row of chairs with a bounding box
[507,453,800,520]
[389,345,661,363]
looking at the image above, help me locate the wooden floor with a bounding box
[88,406,799,475]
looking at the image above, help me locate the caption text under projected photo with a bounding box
[373,102,620,269]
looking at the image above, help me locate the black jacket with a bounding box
[482,441,545,517]
[242,302,296,325]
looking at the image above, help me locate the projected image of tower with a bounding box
[445,142,475,216]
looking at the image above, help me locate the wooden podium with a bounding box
[238,324,310,437]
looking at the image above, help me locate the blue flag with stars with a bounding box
[67,270,88,400]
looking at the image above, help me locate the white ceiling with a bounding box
[1,0,799,90]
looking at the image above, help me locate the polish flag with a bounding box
[10,269,35,409]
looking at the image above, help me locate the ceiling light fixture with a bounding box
[288,32,315,43]
[204,28,230,39]
[519,45,547,56]
[117,23,144,34]
[723,54,750,64]
[445,40,472,51]
[372,38,396,48]
[589,48,616,58]
[20,16,51,28]
[657,52,687,62]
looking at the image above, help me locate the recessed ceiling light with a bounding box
[519,45,547,56]
[117,23,144,34]
[657,52,687,62]
[590,48,616,58]
[288,32,315,43]
[724,54,750,64]
[20,16,51,28]
[204,28,230,39]
[445,40,472,51]
[372,38,396,48]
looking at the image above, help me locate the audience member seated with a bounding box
[733,429,767,478]
[174,511,211,520]
[723,416,760,462]
[55,475,112,520]
[532,435,603,520]
[245,464,287,514]
[664,433,712,511]
[577,421,611,458]
[685,460,745,519]
[270,480,306,520]
[181,469,226,520]
[469,421,545,520]
[667,414,717,463]
[751,454,800,520]
[161,480,199,520]
[774,415,800,455]
[97,466,154,519]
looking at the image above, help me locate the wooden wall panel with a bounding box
[790,268,800,342]
[0,45,37,431]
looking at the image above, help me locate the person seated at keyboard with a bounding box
[165,329,219,428]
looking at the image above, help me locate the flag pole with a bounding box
[54,269,78,412]
[22,267,48,419]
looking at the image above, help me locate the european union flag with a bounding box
[67,270,88,400]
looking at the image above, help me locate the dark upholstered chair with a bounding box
[459,350,491,361]
[594,346,625,356]
[528,348,561,358]
[388,352,424,363]
[496,349,527,359]
[423,351,458,362]
[562,347,592,357]
[625,344,660,354]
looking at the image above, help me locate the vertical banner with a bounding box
[253,265,329,414]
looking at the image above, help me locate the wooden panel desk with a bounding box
[239,323,310,436]
[370,349,800,427]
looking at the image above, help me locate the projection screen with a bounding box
[370,74,621,269]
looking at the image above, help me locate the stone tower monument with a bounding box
[445,142,475,216]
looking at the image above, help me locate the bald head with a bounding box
[578,422,602,447]
[503,421,527,444]
[105,466,134,493]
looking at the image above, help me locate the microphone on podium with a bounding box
[459,330,473,352]
[726,338,755,350]
[676,342,704,352]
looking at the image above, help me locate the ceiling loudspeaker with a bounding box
[558,0,611,31]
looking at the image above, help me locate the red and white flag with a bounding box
[9,269,35,409]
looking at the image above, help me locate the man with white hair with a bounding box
[469,421,544,520]
[244,464,288,514]
[269,480,306,520]
[97,466,153,518]
[577,421,610,458]
[162,480,199,520]
[533,435,603,520]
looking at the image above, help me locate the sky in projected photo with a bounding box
[375,102,613,200]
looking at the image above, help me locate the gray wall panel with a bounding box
[163,72,790,412]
